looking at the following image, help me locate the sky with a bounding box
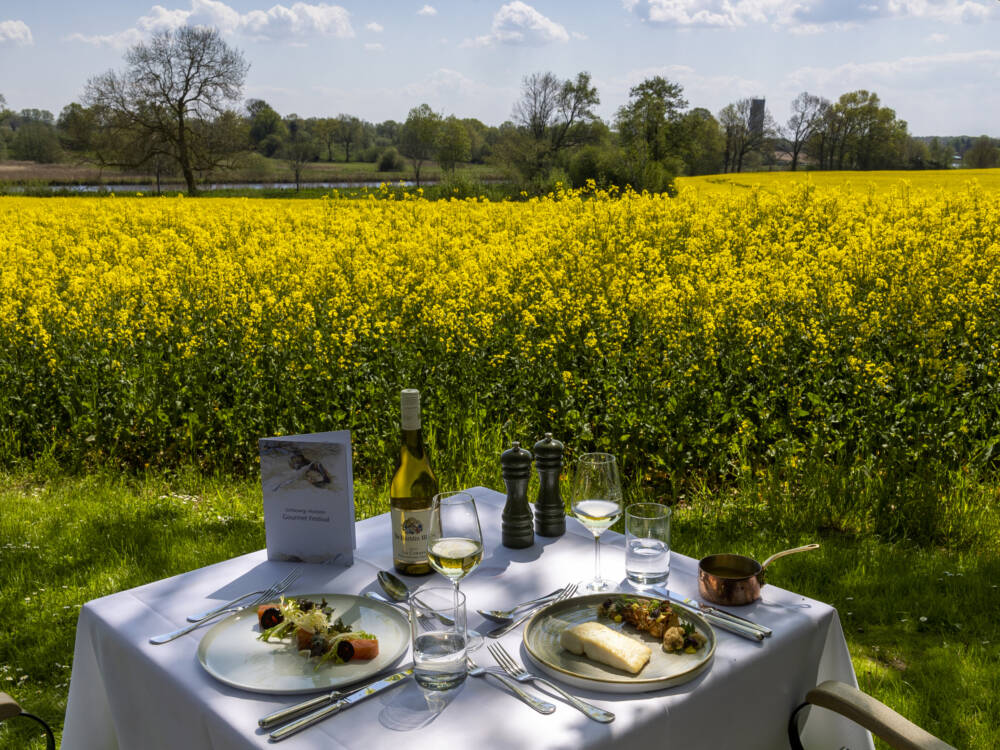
[1,0,998,136]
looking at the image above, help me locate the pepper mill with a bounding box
[501,441,534,548]
[533,433,566,537]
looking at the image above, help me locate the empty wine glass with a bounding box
[427,491,484,648]
[570,453,623,592]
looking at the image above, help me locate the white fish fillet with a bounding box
[560,621,652,674]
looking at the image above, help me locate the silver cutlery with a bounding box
[259,664,413,729]
[376,570,455,626]
[664,595,764,642]
[268,667,413,741]
[487,642,614,723]
[465,657,555,714]
[187,591,264,623]
[664,589,772,637]
[149,567,301,645]
[486,583,578,638]
[476,586,568,623]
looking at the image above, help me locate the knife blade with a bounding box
[663,589,773,637]
[655,592,765,642]
[268,668,413,742]
[259,663,414,729]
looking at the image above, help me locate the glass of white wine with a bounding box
[570,453,624,592]
[427,491,484,648]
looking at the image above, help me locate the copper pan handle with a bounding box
[760,543,819,572]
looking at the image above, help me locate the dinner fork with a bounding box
[487,642,615,723]
[486,583,578,638]
[149,567,302,645]
[465,657,556,714]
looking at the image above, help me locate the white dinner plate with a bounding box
[197,593,410,694]
[522,593,716,694]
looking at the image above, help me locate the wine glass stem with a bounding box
[593,533,601,584]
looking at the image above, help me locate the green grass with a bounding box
[1,455,997,748]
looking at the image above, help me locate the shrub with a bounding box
[377,147,405,172]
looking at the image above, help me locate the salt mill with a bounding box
[501,441,534,548]
[533,433,566,537]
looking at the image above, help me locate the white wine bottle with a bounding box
[389,389,438,575]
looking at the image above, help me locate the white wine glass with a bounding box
[427,491,484,649]
[570,453,623,592]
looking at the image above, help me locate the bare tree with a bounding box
[783,92,828,171]
[507,71,600,178]
[84,26,249,194]
[512,72,561,140]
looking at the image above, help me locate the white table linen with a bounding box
[63,486,873,750]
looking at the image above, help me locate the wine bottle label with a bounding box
[391,506,431,563]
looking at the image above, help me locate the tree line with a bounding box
[1,26,998,195]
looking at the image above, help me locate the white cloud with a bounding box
[68,1,354,48]
[927,32,949,42]
[364,42,383,51]
[0,19,33,45]
[462,1,571,47]
[622,0,996,30]
[786,49,1000,92]
[366,21,383,32]
[417,5,437,16]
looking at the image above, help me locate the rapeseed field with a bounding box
[2,181,1000,542]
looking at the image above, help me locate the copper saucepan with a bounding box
[698,544,820,606]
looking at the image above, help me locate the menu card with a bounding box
[260,431,355,565]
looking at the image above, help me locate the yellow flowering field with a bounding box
[2,183,1000,514]
[679,167,1000,196]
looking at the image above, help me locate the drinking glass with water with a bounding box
[409,586,467,690]
[625,503,671,588]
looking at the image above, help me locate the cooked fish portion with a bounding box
[560,621,652,674]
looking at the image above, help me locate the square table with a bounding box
[62,486,873,750]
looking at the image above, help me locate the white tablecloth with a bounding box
[62,486,873,750]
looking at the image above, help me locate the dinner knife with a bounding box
[259,664,414,729]
[268,668,413,741]
[663,596,765,642]
[663,589,773,638]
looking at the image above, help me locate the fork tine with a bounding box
[487,643,518,676]
[250,568,301,608]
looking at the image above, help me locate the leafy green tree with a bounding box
[247,99,286,154]
[311,117,339,161]
[57,103,98,153]
[963,136,1000,168]
[676,108,725,175]
[335,114,362,162]
[926,137,954,169]
[85,26,249,194]
[437,116,471,173]
[12,120,62,162]
[615,76,687,162]
[809,91,907,170]
[18,108,55,125]
[400,103,441,186]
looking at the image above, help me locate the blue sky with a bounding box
[1,1,998,136]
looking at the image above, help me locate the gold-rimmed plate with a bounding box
[522,593,715,693]
[197,593,409,694]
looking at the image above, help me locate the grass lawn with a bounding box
[1,462,997,748]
